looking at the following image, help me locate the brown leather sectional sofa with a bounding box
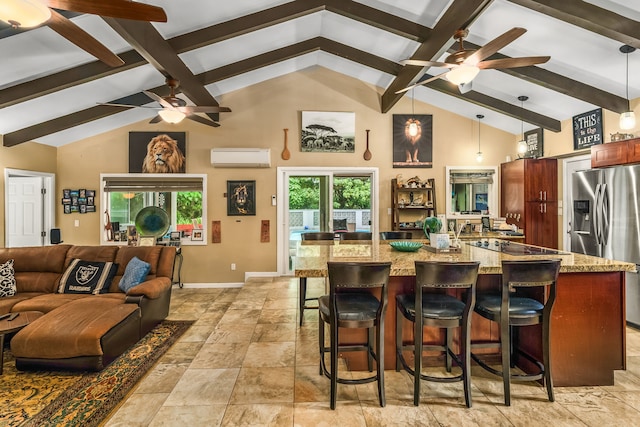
[0,244,176,371]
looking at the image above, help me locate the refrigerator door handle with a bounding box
[601,183,610,246]
[594,183,602,245]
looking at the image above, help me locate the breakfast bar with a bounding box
[295,238,636,387]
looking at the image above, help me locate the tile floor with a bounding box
[104,277,640,426]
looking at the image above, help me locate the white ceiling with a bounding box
[1,0,639,147]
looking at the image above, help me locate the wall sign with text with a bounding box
[523,128,543,158]
[573,108,603,150]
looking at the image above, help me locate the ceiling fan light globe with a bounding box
[0,0,51,28]
[619,111,636,130]
[446,65,480,85]
[158,109,186,124]
[517,139,527,154]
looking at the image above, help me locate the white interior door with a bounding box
[7,176,44,247]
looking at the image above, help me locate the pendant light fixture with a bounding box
[517,95,528,156]
[408,88,419,137]
[620,45,636,130]
[476,114,484,163]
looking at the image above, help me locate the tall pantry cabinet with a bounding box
[500,158,558,248]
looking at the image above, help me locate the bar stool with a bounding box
[298,232,335,326]
[380,231,413,240]
[471,259,561,406]
[319,261,391,409]
[396,260,479,407]
[339,232,372,240]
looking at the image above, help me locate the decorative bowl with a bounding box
[389,241,423,252]
[134,206,170,238]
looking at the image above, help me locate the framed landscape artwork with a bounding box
[129,132,187,173]
[301,111,355,153]
[392,114,433,168]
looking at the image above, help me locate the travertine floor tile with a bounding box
[104,393,168,427]
[134,362,190,394]
[230,367,295,404]
[164,368,239,406]
[221,403,294,426]
[242,341,296,368]
[207,324,255,344]
[252,323,297,342]
[554,390,640,427]
[148,404,227,427]
[292,401,367,427]
[294,365,358,403]
[190,342,249,369]
[258,308,297,324]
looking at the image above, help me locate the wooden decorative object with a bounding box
[363,129,372,160]
[211,220,221,243]
[261,220,270,243]
[281,128,290,160]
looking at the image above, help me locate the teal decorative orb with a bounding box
[423,216,442,239]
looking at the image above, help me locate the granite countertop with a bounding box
[294,238,636,278]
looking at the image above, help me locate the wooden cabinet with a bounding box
[501,159,558,248]
[391,178,436,232]
[591,137,640,168]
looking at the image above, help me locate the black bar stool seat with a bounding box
[298,232,334,326]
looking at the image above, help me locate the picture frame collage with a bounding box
[62,189,96,214]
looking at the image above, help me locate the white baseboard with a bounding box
[244,271,280,280]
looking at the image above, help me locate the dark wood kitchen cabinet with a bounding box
[501,158,558,248]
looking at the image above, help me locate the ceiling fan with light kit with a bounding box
[0,0,167,67]
[100,78,232,127]
[397,27,550,94]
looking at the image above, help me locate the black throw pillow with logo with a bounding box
[58,259,118,295]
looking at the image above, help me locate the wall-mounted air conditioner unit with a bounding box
[210,148,271,168]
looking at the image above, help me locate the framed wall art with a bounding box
[301,111,355,153]
[191,230,204,241]
[523,128,544,158]
[227,180,256,216]
[129,132,186,173]
[572,108,603,150]
[62,188,95,214]
[392,114,433,168]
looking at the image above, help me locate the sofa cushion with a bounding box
[0,245,71,293]
[0,259,17,297]
[58,259,118,295]
[11,293,92,313]
[119,256,151,292]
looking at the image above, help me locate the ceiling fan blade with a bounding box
[47,0,167,22]
[177,106,232,114]
[47,10,124,67]
[478,56,551,69]
[186,114,220,128]
[149,115,163,124]
[401,59,456,68]
[143,90,174,109]
[395,71,451,94]
[465,27,527,65]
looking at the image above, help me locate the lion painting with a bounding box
[142,134,185,173]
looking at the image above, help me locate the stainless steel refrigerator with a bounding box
[571,164,640,327]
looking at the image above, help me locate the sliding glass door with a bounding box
[277,167,378,275]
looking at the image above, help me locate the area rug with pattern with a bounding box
[1,320,193,427]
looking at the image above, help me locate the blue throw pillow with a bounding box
[118,256,151,293]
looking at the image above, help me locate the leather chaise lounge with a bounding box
[0,244,176,371]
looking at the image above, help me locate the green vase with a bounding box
[423,216,442,239]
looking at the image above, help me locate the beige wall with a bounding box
[0,141,57,246]
[2,67,633,282]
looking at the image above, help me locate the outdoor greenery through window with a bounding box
[289,177,371,210]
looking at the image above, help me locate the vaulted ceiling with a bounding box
[1,0,639,147]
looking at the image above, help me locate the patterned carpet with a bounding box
[1,320,193,427]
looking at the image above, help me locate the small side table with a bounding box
[0,311,43,375]
[173,246,183,288]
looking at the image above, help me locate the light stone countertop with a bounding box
[294,238,636,278]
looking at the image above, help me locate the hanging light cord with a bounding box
[520,98,524,139]
[626,50,631,110]
[478,117,481,151]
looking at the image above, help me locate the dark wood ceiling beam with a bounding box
[421,73,561,131]
[0,50,145,109]
[507,0,640,48]
[324,0,431,41]
[380,0,492,113]
[103,18,220,122]
[3,37,399,146]
[1,0,431,111]
[456,41,629,113]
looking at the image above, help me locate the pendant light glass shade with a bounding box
[446,65,480,85]
[517,95,528,157]
[0,0,51,28]
[620,45,636,130]
[517,140,527,154]
[158,109,186,124]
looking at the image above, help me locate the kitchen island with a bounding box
[295,238,635,387]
